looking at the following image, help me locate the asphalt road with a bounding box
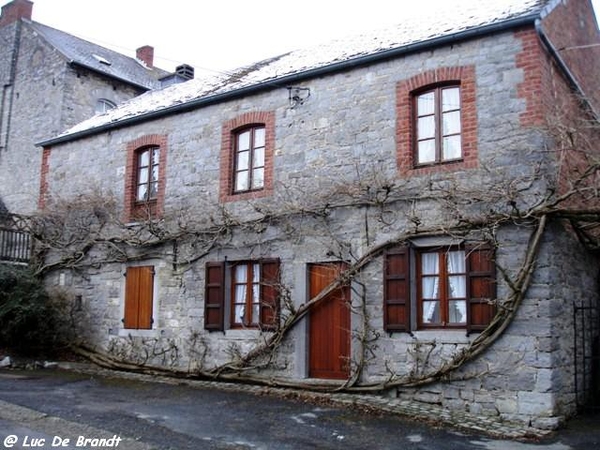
[0,368,598,450]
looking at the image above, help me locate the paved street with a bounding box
[0,368,598,449]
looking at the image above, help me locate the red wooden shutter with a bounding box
[260,258,280,330]
[204,262,225,331]
[124,266,154,330]
[384,247,410,332]
[466,244,496,334]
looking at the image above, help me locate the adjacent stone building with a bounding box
[0,0,169,215]
[36,0,599,431]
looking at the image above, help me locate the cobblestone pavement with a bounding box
[0,364,598,449]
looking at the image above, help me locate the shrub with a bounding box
[0,264,69,354]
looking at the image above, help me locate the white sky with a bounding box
[14,0,600,75]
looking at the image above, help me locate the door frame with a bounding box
[306,261,351,380]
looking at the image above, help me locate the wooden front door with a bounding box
[308,263,350,379]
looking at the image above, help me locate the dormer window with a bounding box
[96,98,116,114]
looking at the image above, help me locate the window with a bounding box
[204,259,280,331]
[415,86,462,165]
[384,244,495,333]
[233,126,265,193]
[96,98,116,114]
[396,66,477,173]
[136,146,160,202]
[231,262,261,327]
[219,112,275,202]
[418,249,467,328]
[124,266,154,329]
[124,135,168,222]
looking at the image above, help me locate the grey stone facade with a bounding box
[35,0,600,433]
[0,0,165,215]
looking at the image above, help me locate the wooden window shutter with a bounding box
[466,244,496,334]
[259,258,280,330]
[124,266,154,329]
[204,262,225,331]
[384,247,410,332]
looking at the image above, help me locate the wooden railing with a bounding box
[0,226,31,263]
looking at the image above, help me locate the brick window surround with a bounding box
[396,66,478,175]
[124,134,168,222]
[219,111,275,203]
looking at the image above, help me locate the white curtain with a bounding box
[447,250,467,323]
[234,265,248,323]
[422,253,439,323]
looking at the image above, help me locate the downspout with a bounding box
[1,19,23,151]
[534,18,599,120]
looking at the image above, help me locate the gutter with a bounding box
[534,19,599,120]
[68,61,155,92]
[39,14,539,148]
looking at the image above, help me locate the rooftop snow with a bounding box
[49,0,547,143]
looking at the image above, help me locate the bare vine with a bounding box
[21,93,600,393]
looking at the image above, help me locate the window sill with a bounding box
[412,329,474,344]
[225,328,272,338]
[413,158,464,169]
[118,328,157,338]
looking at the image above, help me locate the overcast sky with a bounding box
[16,0,600,75]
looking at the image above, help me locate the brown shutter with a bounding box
[260,258,280,330]
[384,247,410,332]
[466,244,496,334]
[124,266,154,330]
[124,267,140,329]
[204,262,225,331]
[137,266,154,329]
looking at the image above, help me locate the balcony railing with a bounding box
[0,226,31,264]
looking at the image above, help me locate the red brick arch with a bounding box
[396,66,478,175]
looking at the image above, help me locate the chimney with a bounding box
[175,64,194,80]
[136,45,154,68]
[0,0,33,27]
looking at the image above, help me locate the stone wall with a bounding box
[39,25,600,430]
[0,21,147,215]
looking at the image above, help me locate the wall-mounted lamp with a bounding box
[287,86,311,108]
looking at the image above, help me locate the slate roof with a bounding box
[44,0,549,145]
[27,20,169,90]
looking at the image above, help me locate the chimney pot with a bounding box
[136,45,154,68]
[0,0,33,27]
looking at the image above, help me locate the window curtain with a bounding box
[234,265,248,323]
[447,250,466,323]
[422,253,439,323]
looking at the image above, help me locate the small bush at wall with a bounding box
[0,264,70,355]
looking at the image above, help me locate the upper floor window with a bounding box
[123,135,168,222]
[396,66,477,174]
[219,112,275,203]
[233,126,265,193]
[415,85,462,165]
[96,98,116,114]
[136,146,160,202]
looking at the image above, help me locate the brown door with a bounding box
[308,263,350,379]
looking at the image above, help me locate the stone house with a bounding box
[36,0,599,431]
[0,0,171,215]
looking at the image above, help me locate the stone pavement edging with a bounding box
[52,362,552,440]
